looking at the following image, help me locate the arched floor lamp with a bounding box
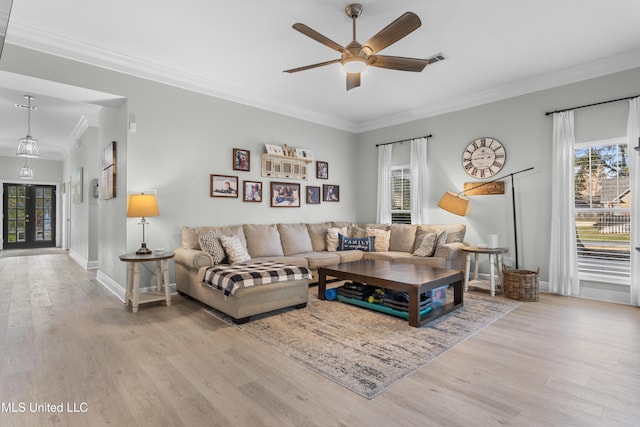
[438,167,534,269]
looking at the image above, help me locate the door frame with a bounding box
[0,179,62,251]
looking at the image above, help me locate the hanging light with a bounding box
[16,95,40,158]
[19,158,34,179]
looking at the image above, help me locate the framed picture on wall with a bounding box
[103,141,116,168]
[306,186,320,204]
[233,148,250,171]
[210,174,239,197]
[72,167,83,204]
[243,180,262,202]
[271,182,300,207]
[102,165,116,200]
[323,184,339,202]
[316,161,328,179]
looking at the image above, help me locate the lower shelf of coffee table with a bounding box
[337,295,432,320]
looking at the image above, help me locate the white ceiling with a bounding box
[2,0,640,159]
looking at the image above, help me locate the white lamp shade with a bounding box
[16,136,40,158]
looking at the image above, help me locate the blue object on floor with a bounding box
[325,288,337,300]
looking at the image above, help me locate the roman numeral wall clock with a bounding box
[462,137,506,179]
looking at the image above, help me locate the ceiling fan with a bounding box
[284,3,441,90]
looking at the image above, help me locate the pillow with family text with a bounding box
[337,233,375,252]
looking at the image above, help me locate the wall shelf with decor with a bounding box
[261,154,312,180]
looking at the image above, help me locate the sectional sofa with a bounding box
[175,222,467,323]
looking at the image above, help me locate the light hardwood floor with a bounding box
[1,253,638,426]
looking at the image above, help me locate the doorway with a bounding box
[3,183,56,249]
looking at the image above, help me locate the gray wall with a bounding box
[356,67,639,282]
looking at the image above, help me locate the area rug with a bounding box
[206,289,520,399]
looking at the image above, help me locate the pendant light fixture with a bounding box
[16,95,40,158]
[19,158,34,179]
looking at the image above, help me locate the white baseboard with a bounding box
[69,250,98,270]
[96,270,126,302]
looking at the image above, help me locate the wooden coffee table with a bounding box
[318,260,464,327]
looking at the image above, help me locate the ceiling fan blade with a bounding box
[346,73,361,91]
[367,55,428,72]
[292,23,347,53]
[283,58,341,73]
[362,12,422,55]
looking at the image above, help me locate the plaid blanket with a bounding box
[201,261,311,296]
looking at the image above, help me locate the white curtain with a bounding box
[410,137,429,224]
[627,97,640,306]
[548,111,579,295]
[376,144,393,223]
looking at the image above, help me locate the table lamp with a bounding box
[127,193,159,255]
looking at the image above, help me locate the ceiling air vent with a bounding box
[426,53,446,65]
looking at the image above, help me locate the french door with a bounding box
[3,183,56,249]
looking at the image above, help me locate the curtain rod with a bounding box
[375,134,432,147]
[544,94,640,116]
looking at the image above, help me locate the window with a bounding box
[391,166,411,224]
[574,138,630,283]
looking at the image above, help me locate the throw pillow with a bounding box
[219,234,251,264]
[413,230,447,257]
[366,228,391,252]
[198,231,226,264]
[326,227,347,252]
[337,233,375,252]
[348,225,368,238]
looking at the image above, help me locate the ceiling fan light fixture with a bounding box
[341,56,367,74]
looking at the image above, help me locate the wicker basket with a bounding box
[502,266,539,301]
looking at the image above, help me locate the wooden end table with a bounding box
[461,246,508,296]
[119,252,175,313]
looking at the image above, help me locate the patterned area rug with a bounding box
[206,288,520,399]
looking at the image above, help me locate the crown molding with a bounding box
[7,23,358,133]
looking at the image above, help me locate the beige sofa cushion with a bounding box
[413,231,447,257]
[366,228,391,252]
[332,221,357,229]
[336,250,364,263]
[326,227,347,252]
[306,222,332,251]
[348,225,368,238]
[295,252,341,270]
[182,225,247,250]
[197,230,226,264]
[393,255,446,268]
[359,223,390,231]
[414,224,466,251]
[278,223,313,255]
[243,224,284,257]
[219,235,251,264]
[388,224,418,252]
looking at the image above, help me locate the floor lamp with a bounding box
[438,167,534,269]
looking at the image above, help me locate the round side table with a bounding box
[461,246,508,297]
[119,252,175,312]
